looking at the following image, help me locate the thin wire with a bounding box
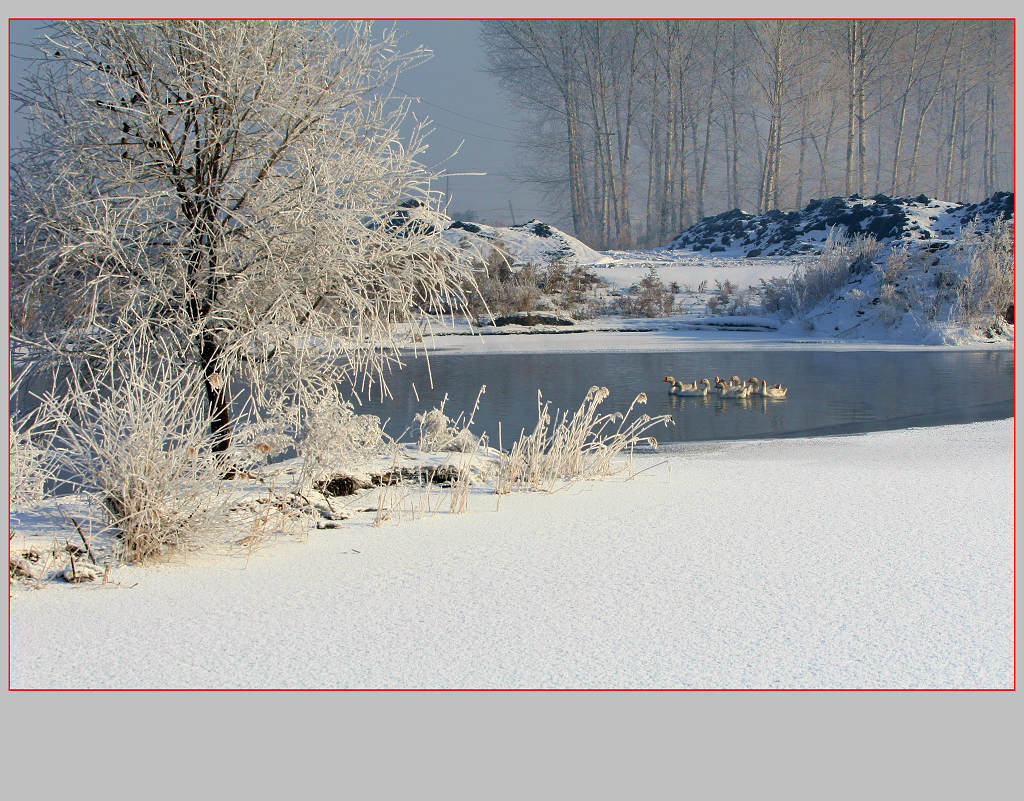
[414,97,525,133]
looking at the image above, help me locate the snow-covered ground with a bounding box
[10,418,1012,689]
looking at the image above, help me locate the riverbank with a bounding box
[11,418,1013,689]
[408,317,1015,357]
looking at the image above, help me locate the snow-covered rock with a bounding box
[443,218,615,267]
[666,191,1014,257]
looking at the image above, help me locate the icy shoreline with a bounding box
[11,417,1013,689]
[410,318,1014,356]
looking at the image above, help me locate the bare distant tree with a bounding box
[483,19,1011,247]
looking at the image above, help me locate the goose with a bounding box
[760,379,788,399]
[746,377,763,396]
[720,383,751,399]
[677,377,711,397]
[663,375,683,395]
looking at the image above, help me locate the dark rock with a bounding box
[746,248,762,258]
[373,465,467,487]
[491,311,575,327]
[1005,303,1014,324]
[315,475,370,497]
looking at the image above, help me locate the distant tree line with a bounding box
[481,20,1013,249]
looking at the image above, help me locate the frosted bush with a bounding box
[952,218,1014,326]
[495,387,670,494]
[414,389,486,453]
[298,392,387,488]
[773,228,883,318]
[878,285,910,326]
[40,355,231,562]
[882,243,911,285]
[9,417,52,506]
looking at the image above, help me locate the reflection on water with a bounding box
[356,349,1013,445]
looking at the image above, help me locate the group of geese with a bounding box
[663,374,789,399]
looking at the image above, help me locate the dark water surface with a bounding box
[356,349,1013,445]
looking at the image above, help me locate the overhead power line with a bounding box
[414,97,524,133]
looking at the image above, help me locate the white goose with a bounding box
[664,376,710,397]
[720,382,752,399]
[678,378,711,397]
[760,379,788,399]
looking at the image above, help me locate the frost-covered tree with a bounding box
[11,20,476,453]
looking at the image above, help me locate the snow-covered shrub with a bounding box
[952,218,1014,326]
[414,389,486,453]
[297,392,387,489]
[882,243,911,285]
[848,231,884,272]
[775,228,883,317]
[618,268,675,317]
[878,285,910,326]
[726,288,752,315]
[41,355,231,563]
[495,387,670,494]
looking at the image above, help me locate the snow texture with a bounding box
[11,419,1012,689]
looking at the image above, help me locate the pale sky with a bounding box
[8,20,556,227]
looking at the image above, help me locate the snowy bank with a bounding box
[443,218,615,267]
[11,419,1012,689]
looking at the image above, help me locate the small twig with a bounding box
[625,459,669,481]
[69,516,98,564]
[66,539,77,582]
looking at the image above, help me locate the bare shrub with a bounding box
[758,276,797,316]
[543,261,600,310]
[726,288,751,315]
[495,387,670,494]
[618,267,675,317]
[466,249,551,318]
[716,279,738,301]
